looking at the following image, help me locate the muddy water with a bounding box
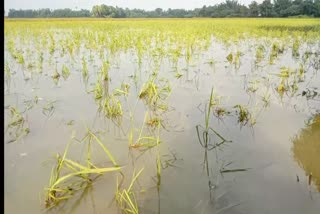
[4,37,320,214]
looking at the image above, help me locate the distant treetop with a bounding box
[7,0,320,18]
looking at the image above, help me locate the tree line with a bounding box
[7,0,320,18]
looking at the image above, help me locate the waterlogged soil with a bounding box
[4,24,320,214]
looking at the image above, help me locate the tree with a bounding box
[274,0,292,16]
[284,4,302,16]
[199,5,207,17]
[259,0,274,17]
[302,0,317,16]
[91,5,102,17]
[39,8,51,17]
[315,0,320,17]
[249,1,260,16]
[155,8,163,17]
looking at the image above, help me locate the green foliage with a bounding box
[7,0,320,18]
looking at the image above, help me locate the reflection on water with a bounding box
[292,113,320,191]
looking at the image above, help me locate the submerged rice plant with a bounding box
[61,64,70,80]
[115,168,144,214]
[44,129,120,209]
[139,77,171,111]
[6,106,30,143]
[196,88,231,150]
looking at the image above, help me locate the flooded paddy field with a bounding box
[4,18,320,214]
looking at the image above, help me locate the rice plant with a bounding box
[44,129,120,209]
[61,64,71,80]
[51,67,61,85]
[129,112,162,149]
[99,95,123,126]
[82,56,89,82]
[139,78,171,111]
[115,168,144,214]
[5,106,30,143]
[196,88,231,150]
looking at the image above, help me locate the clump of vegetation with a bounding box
[274,67,298,98]
[269,42,284,64]
[61,64,70,80]
[226,52,233,64]
[114,83,130,97]
[44,129,120,209]
[277,78,288,97]
[204,89,231,121]
[4,61,12,91]
[297,63,305,82]
[174,72,183,79]
[82,57,89,81]
[213,107,231,119]
[261,91,271,108]
[233,104,255,127]
[38,51,44,72]
[15,51,25,65]
[128,112,162,149]
[139,78,171,111]
[146,116,163,129]
[292,39,300,57]
[115,168,144,214]
[6,106,30,143]
[246,79,260,94]
[100,95,123,126]
[226,51,242,68]
[49,33,55,56]
[255,44,265,63]
[196,88,231,150]
[234,50,242,68]
[278,67,291,78]
[99,60,110,82]
[51,67,61,85]
[93,80,103,100]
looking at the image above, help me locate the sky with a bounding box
[4,0,260,12]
